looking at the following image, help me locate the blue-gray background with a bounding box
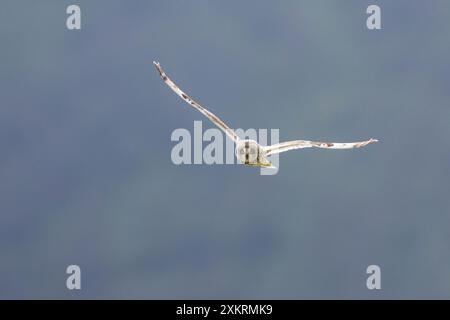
[1,0,449,299]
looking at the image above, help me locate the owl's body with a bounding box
[235,140,273,168]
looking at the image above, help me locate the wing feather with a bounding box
[264,138,378,156]
[153,61,239,143]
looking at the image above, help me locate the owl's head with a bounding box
[235,139,260,165]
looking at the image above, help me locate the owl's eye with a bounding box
[240,149,245,154]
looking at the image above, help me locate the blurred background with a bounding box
[0,0,449,299]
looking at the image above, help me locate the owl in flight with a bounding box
[154,62,378,169]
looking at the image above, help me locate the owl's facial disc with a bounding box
[235,140,260,164]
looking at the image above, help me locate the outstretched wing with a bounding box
[263,138,378,156]
[153,61,239,143]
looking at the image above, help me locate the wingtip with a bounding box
[371,138,379,143]
[153,61,163,76]
[153,61,161,69]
